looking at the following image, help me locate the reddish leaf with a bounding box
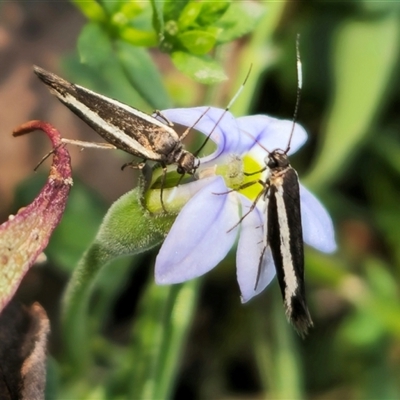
[0,121,72,313]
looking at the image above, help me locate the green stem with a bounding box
[61,242,113,377]
[271,290,304,400]
[126,278,201,399]
[251,288,304,400]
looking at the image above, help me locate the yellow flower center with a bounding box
[215,154,264,202]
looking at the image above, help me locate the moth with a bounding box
[240,36,312,336]
[33,66,201,177]
[237,140,312,336]
[261,148,312,336]
[33,66,251,210]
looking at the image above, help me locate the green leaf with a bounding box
[305,14,400,189]
[171,51,227,84]
[72,0,107,23]
[197,1,231,26]
[178,29,217,55]
[164,0,190,21]
[150,0,165,36]
[111,2,155,35]
[118,26,158,47]
[216,1,265,43]
[117,1,149,20]
[115,41,171,109]
[98,0,124,15]
[177,1,203,30]
[77,23,113,68]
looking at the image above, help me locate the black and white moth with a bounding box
[239,36,312,336]
[33,66,200,177]
[262,41,312,336]
[261,149,312,336]
[237,145,312,336]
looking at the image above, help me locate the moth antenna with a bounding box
[285,33,302,154]
[194,64,253,157]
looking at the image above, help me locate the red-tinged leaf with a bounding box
[0,121,73,313]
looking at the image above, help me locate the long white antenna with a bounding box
[285,33,302,154]
[194,64,253,156]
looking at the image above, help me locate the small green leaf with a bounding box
[117,1,148,20]
[177,1,203,30]
[118,26,158,47]
[98,0,123,15]
[216,1,265,43]
[164,0,190,21]
[77,23,113,67]
[111,1,154,33]
[72,0,107,23]
[116,41,171,109]
[178,29,217,55]
[150,0,165,36]
[197,1,230,26]
[171,51,227,84]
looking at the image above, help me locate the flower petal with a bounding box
[236,196,276,302]
[0,121,73,312]
[158,107,241,161]
[237,115,308,162]
[300,184,337,253]
[155,176,239,284]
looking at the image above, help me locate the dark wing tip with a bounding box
[33,65,53,83]
[33,65,72,96]
[287,296,313,338]
[291,312,313,338]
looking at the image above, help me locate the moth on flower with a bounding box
[154,107,336,335]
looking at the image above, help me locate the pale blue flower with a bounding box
[155,107,336,302]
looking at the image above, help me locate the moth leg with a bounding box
[154,110,174,127]
[213,179,262,196]
[176,170,186,186]
[34,143,64,171]
[254,244,268,290]
[227,181,267,233]
[244,166,266,176]
[121,159,146,171]
[159,165,168,213]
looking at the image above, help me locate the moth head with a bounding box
[266,150,290,169]
[176,151,200,175]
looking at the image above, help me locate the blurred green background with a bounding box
[1,1,400,399]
